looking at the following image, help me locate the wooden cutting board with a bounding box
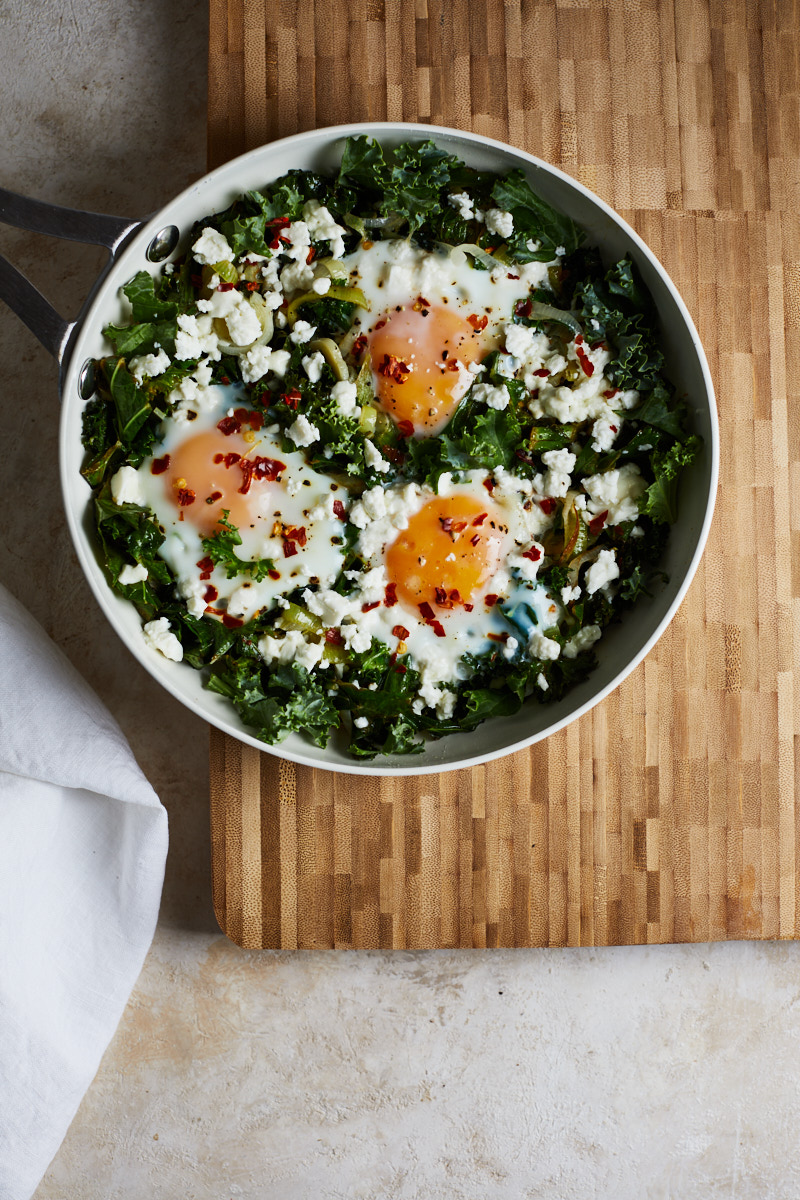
[207,0,800,949]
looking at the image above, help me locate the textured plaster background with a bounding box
[2,4,800,1198]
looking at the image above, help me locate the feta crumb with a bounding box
[110,465,143,507]
[364,439,391,474]
[302,351,325,383]
[448,192,474,221]
[312,276,331,295]
[555,245,566,257]
[536,672,548,691]
[470,381,510,411]
[591,410,621,453]
[353,716,369,729]
[118,562,148,586]
[484,208,514,239]
[191,226,234,266]
[503,636,519,660]
[561,584,581,604]
[143,617,183,663]
[541,447,576,499]
[585,549,620,595]
[329,381,357,419]
[287,414,319,447]
[240,345,291,384]
[563,624,602,659]
[529,629,561,661]
[128,347,170,384]
[290,320,317,345]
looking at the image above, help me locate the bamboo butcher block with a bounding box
[206,0,800,949]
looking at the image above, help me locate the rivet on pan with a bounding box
[146,225,180,263]
[78,359,95,400]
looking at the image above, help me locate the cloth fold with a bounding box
[0,584,168,1200]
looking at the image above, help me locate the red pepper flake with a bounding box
[266,217,292,250]
[439,516,468,534]
[384,582,398,607]
[217,280,236,292]
[413,296,431,312]
[431,620,446,638]
[196,556,215,581]
[332,499,347,520]
[213,453,224,464]
[352,334,368,359]
[533,368,550,378]
[282,388,301,410]
[471,512,488,526]
[222,614,244,629]
[374,318,387,331]
[324,628,344,645]
[464,603,474,613]
[609,424,618,433]
[220,375,231,385]
[268,568,281,581]
[238,455,286,494]
[224,452,241,468]
[383,445,405,464]
[217,416,239,436]
[284,525,307,547]
[151,454,171,475]
[483,477,495,494]
[470,534,481,546]
[487,632,509,643]
[203,585,218,603]
[539,498,557,515]
[392,624,410,640]
[388,651,397,667]
[397,419,415,439]
[244,280,260,292]
[378,353,411,383]
[362,601,380,612]
[576,345,594,377]
[515,298,533,318]
[588,510,608,536]
[445,358,461,372]
[468,313,488,331]
[484,594,499,607]
[418,601,435,621]
[522,546,542,562]
[507,274,519,280]
[434,587,448,607]
[306,246,316,264]
[206,491,223,504]
[248,411,264,431]
[575,334,584,345]
[395,664,407,674]
[283,540,298,558]
[177,487,196,507]
[603,388,619,399]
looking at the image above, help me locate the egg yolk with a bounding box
[161,427,282,535]
[369,305,492,435]
[386,495,508,611]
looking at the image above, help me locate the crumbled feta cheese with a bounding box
[364,439,391,474]
[591,410,621,452]
[541,448,576,499]
[585,549,620,595]
[174,313,221,362]
[448,192,474,221]
[529,629,561,661]
[582,463,646,525]
[302,200,347,259]
[178,576,207,619]
[312,276,331,295]
[302,588,357,627]
[536,672,548,691]
[331,380,359,417]
[340,624,372,654]
[110,465,143,507]
[280,261,315,293]
[128,347,170,384]
[302,351,325,383]
[353,716,369,729]
[240,345,291,384]
[555,245,566,257]
[470,382,510,410]
[196,289,262,347]
[143,617,183,663]
[563,624,602,659]
[287,414,319,447]
[484,208,514,239]
[118,562,148,586]
[191,226,234,266]
[561,584,581,604]
[503,636,519,660]
[290,320,317,345]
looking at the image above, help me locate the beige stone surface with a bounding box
[2,4,800,1197]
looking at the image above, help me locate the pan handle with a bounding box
[0,187,142,362]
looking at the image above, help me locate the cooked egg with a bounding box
[136,385,346,624]
[343,240,549,435]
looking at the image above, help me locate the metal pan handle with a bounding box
[0,187,142,362]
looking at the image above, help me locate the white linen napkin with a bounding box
[0,583,168,1200]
